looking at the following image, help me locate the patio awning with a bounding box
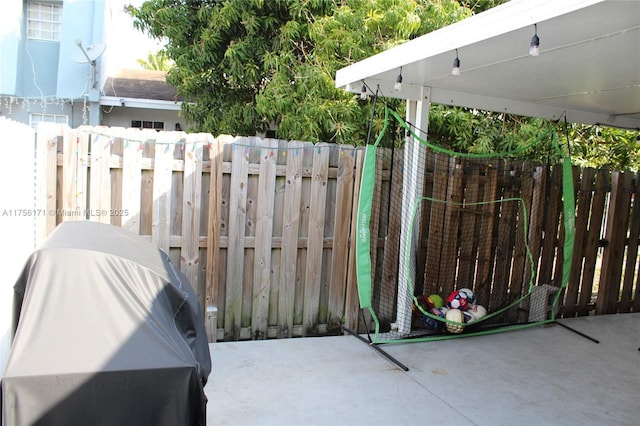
[335,0,640,130]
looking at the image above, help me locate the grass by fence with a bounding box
[29,124,638,342]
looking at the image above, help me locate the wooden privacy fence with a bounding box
[568,168,640,316]
[367,148,639,323]
[33,124,364,341]
[31,124,638,342]
[215,138,362,340]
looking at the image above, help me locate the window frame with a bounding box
[26,2,63,42]
[131,120,165,131]
[30,112,68,129]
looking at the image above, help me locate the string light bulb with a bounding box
[360,83,368,101]
[529,24,540,57]
[394,67,403,91]
[451,49,461,76]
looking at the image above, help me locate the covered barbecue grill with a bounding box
[1,221,211,426]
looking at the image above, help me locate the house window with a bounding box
[131,120,164,131]
[30,113,68,129]
[27,2,62,41]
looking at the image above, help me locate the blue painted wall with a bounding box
[0,0,107,100]
[57,0,106,100]
[22,40,60,97]
[0,0,24,95]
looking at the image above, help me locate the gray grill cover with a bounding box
[1,221,211,426]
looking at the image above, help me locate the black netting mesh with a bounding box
[357,108,574,343]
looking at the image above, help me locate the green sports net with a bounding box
[356,108,575,343]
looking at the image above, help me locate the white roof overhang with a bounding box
[335,0,640,130]
[100,96,182,111]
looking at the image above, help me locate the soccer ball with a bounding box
[463,304,487,324]
[458,288,476,305]
[423,307,448,330]
[446,290,469,310]
[445,308,464,334]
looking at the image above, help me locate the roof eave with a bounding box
[100,96,182,111]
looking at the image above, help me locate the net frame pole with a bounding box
[356,106,578,343]
[396,90,431,335]
[553,320,600,343]
[342,326,409,371]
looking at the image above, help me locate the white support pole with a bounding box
[396,88,431,335]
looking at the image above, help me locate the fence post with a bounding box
[251,139,278,339]
[597,171,633,314]
[344,149,365,332]
[180,134,204,295]
[225,138,249,341]
[327,145,356,333]
[205,135,222,342]
[34,124,60,243]
[302,143,330,336]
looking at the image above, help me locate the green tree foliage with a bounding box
[458,0,506,13]
[129,0,639,170]
[137,50,173,71]
[128,0,471,142]
[568,125,640,170]
[427,105,640,170]
[427,106,558,160]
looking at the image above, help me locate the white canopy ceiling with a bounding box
[335,0,640,130]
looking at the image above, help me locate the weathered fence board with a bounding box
[268,140,286,333]
[597,171,634,313]
[424,154,449,296]
[620,170,640,313]
[327,146,356,332]
[277,141,304,338]
[538,164,562,286]
[458,165,482,288]
[440,158,463,296]
[61,126,88,218]
[515,163,536,289]
[152,135,174,252]
[89,132,111,225]
[205,134,224,341]
[565,167,596,316]
[35,125,58,243]
[252,139,277,339]
[577,168,608,315]
[180,137,204,295]
[526,166,546,289]
[225,141,249,341]
[121,130,143,233]
[475,166,499,306]
[510,163,535,323]
[344,149,365,332]
[302,144,330,336]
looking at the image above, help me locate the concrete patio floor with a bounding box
[205,313,639,426]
